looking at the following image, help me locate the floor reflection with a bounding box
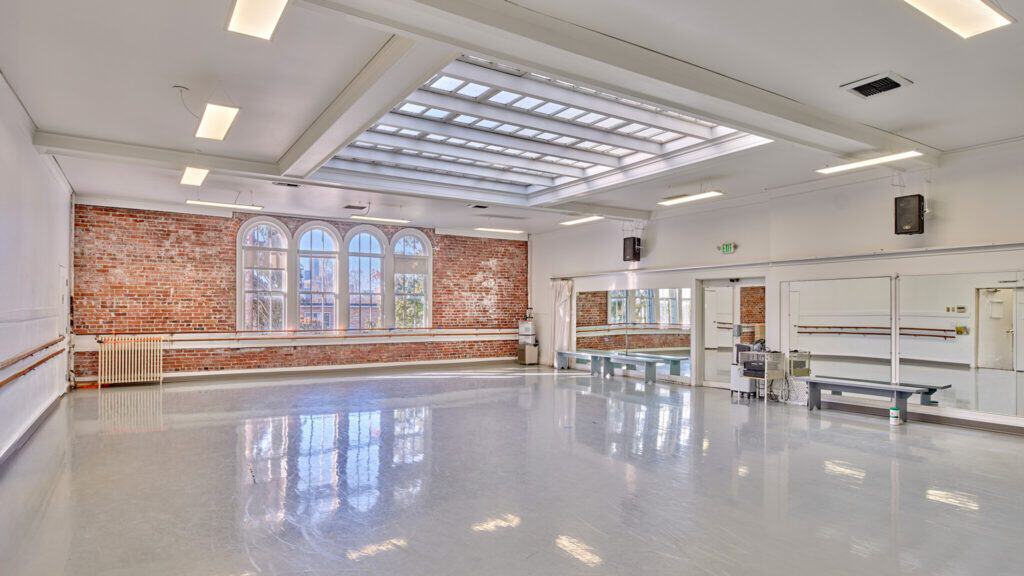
[1,364,1022,576]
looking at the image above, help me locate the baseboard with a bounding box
[0,390,65,470]
[74,356,518,387]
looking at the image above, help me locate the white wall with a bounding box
[530,138,1024,381]
[0,72,72,458]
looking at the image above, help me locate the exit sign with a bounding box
[718,242,737,254]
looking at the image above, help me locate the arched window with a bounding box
[297,224,339,330]
[239,219,289,331]
[347,228,385,329]
[392,231,431,328]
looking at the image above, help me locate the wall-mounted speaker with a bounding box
[895,194,924,235]
[623,237,642,261]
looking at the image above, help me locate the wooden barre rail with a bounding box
[0,349,65,389]
[797,330,955,339]
[796,325,956,333]
[0,335,65,371]
[84,326,516,337]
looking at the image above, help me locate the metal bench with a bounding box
[554,350,611,377]
[819,375,952,406]
[622,352,685,376]
[795,376,923,422]
[555,350,675,384]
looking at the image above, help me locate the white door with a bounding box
[703,288,718,350]
[977,288,1014,370]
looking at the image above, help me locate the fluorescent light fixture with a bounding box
[904,0,1013,38]
[227,0,289,40]
[559,215,604,226]
[475,227,525,234]
[186,199,263,211]
[180,167,210,186]
[351,215,410,224]
[658,190,723,206]
[816,150,924,174]
[195,103,239,140]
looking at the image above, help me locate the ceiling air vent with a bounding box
[467,204,489,209]
[272,181,300,188]
[842,72,912,99]
[343,204,367,211]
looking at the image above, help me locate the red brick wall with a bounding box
[740,286,765,324]
[74,340,515,378]
[73,205,528,376]
[576,332,690,351]
[576,291,608,327]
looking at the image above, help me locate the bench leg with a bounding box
[896,394,909,422]
[808,385,821,411]
[590,358,601,377]
[555,355,568,370]
[919,390,938,406]
[644,363,657,384]
[602,357,615,378]
[670,361,681,376]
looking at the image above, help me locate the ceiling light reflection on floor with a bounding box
[555,535,603,567]
[926,489,980,511]
[471,513,522,532]
[824,460,866,482]
[345,538,408,561]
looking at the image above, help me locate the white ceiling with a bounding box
[0,0,390,162]
[505,0,1024,152]
[4,0,1022,231]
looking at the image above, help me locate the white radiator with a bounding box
[98,336,164,387]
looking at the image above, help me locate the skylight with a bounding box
[322,57,763,197]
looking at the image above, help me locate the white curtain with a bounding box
[551,280,574,362]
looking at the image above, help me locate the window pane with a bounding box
[350,232,382,255]
[243,249,287,269]
[395,235,426,256]
[244,223,286,249]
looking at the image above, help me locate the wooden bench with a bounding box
[555,350,675,384]
[819,375,952,406]
[795,376,923,422]
[622,352,685,376]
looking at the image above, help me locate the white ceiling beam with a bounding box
[318,162,529,195]
[276,35,457,178]
[33,131,278,175]
[442,59,714,139]
[530,133,771,206]
[378,112,619,166]
[332,148,555,186]
[313,0,941,160]
[406,90,664,154]
[353,131,584,177]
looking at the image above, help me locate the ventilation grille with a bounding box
[272,181,300,188]
[467,204,489,209]
[343,204,367,210]
[842,72,912,99]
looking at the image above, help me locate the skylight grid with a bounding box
[340,151,563,187]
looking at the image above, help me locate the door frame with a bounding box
[974,287,1017,371]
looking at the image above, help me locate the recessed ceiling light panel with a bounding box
[904,0,1013,38]
[560,215,604,226]
[180,166,209,186]
[227,0,289,40]
[816,150,924,174]
[186,199,262,211]
[195,103,239,140]
[658,190,723,206]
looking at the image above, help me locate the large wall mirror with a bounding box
[701,281,766,386]
[899,272,1024,417]
[575,288,692,379]
[785,277,893,399]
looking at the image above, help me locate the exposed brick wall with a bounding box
[432,235,528,329]
[73,205,527,375]
[73,205,238,334]
[576,333,690,351]
[576,291,608,327]
[73,339,515,378]
[739,286,765,344]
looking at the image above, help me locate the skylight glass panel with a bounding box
[516,128,541,138]
[353,141,374,148]
[609,147,634,156]
[484,145,504,152]
[536,132,559,141]
[423,108,450,119]
[574,162,594,168]
[616,123,646,134]
[542,155,561,162]
[595,117,625,129]
[553,136,578,145]
[447,138,468,145]
[575,141,598,149]
[465,141,486,148]
[457,82,491,97]
[398,129,421,137]
[592,144,612,152]
[634,127,663,139]
[453,114,479,124]
[489,91,521,104]
[520,151,541,159]
[425,133,447,141]
[401,149,419,155]
[399,103,427,114]
[651,131,682,143]
[534,102,565,115]
[430,76,464,92]
[555,107,585,120]
[512,96,544,109]
[495,124,520,133]
[439,155,456,161]
[421,152,439,158]
[556,158,576,165]
[377,145,394,150]
[503,148,523,155]
[456,158,473,164]
[376,124,399,133]
[576,112,605,124]
[475,119,501,129]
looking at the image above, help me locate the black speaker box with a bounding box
[623,237,642,261]
[895,194,924,235]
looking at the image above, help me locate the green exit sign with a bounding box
[718,242,737,254]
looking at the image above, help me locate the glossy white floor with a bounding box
[2,362,1022,575]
